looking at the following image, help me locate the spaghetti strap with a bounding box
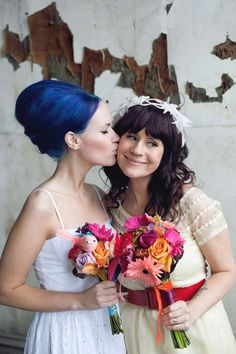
[93,185,109,220]
[33,188,65,229]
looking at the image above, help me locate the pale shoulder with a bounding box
[181,184,208,201]
[2,189,55,280]
[13,189,57,239]
[182,183,194,194]
[24,188,55,215]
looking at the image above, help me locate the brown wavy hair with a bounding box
[103,105,196,221]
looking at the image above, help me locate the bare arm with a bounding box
[162,229,236,330]
[0,192,117,312]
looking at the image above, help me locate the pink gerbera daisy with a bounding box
[125,256,163,287]
[124,214,149,231]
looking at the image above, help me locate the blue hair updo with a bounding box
[15,80,101,159]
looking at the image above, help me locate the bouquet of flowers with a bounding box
[57,223,123,335]
[109,213,190,349]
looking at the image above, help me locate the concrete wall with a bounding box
[0,0,236,337]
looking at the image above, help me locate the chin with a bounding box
[122,170,141,179]
[123,168,150,179]
[103,158,116,166]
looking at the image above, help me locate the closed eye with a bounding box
[100,123,112,134]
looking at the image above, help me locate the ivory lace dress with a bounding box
[24,188,126,354]
[111,187,236,354]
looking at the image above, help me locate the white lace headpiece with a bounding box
[115,96,191,147]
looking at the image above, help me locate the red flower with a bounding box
[68,244,81,261]
[113,233,133,257]
[108,233,135,278]
[120,249,135,273]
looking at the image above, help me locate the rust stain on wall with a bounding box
[186,74,234,103]
[1,3,180,104]
[28,3,80,79]
[187,36,236,103]
[2,25,28,69]
[212,36,236,60]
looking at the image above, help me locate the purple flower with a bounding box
[75,252,96,272]
[139,230,158,249]
[76,223,92,235]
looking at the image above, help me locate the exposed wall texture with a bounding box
[2,3,180,103]
[0,0,236,338]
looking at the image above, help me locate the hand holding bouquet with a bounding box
[57,223,123,335]
[112,213,190,349]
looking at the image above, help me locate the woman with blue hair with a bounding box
[0,80,126,354]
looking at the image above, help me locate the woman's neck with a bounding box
[45,152,91,197]
[123,178,150,215]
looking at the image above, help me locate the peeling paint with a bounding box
[215,73,234,96]
[169,65,180,104]
[1,3,180,103]
[212,36,236,60]
[186,74,234,103]
[27,3,81,79]
[166,3,173,14]
[1,25,28,70]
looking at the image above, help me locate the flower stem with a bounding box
[171,330,190,349]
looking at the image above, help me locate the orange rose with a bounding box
[149,237,172,272]
[93,241,110,267]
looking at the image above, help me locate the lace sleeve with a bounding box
[181,187,228,246]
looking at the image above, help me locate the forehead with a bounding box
[87,101,112,129]
[89,101,112,127]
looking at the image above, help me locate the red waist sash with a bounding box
[127,279,205,309]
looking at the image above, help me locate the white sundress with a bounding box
[24,188,126,354]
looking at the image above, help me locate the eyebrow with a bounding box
[147,137,161,142]
[101,123,111,128]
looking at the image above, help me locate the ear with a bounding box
[64,131,80,150]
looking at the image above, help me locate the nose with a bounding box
[111,129,120,143]
[130,141,143,155]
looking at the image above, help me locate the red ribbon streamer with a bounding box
[154,281,173,344]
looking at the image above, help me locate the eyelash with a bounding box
[148,142,158,147]
[126,134,137,140]
[101,130,109,134]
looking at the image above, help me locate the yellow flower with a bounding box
[82,263,98,275]
[82,263,107,280]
